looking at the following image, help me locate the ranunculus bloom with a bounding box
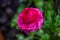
[17,8,43,34]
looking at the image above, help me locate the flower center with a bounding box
[22,13,38,24]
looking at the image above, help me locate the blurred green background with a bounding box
[11,0,60,40]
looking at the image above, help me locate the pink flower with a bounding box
[17,8,43,34]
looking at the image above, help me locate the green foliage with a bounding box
[11,0,60,40]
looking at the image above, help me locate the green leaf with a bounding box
[58,32,60,37]
[17,5,25,14]
[16,34,24,40]
[11,14,18,28]
[40,34,50,40]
